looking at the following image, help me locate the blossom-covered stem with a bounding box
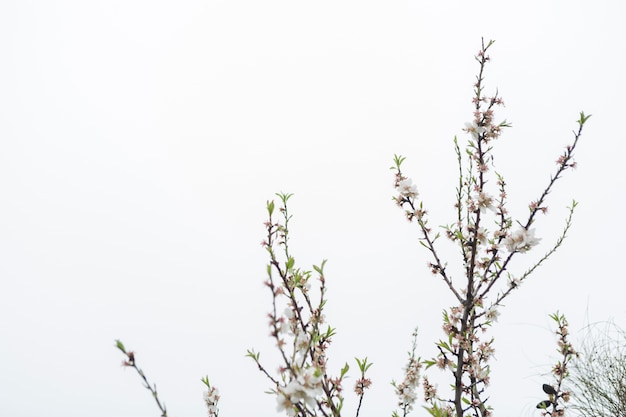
[268,197,313,340]
[476,114,583,301]
[264,208,300,376]
[392,329,422,417]
[115,340,169,417]
[466,38,506,288]
[475,202,575,321]
[537,313,577,416]
[258,194,348,417]
[393,156,463,303]
[267,196,325,373]
[552,315,575,398]
[392,37,588,417]
[479,200,576,309]
[467,319,490,417]
[453,38,494,417]
[474,174,510,295]
[525,113,589,230]
[354,357,373,417]
[472,38,494,113]
[201,377,220,417]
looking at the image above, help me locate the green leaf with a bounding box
[337,397,344,413]
[549,311,562,322]
[536,400,552,409]
[392,154,406,170]
[245,349,260,361]
[355,357,373,373]
[115,339,126,353]
[325,325,336,338]
[313,259,327,275]
[276,192,294,204]
[340,363,350,378]
[423,359,436,369]
[424,403,448,417]
[578,111,591,125]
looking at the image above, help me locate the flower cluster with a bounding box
[432,304,495,415]
[475,191,496,214]
[354,377,372,396]
[552,314,577,379]
[503,227,541,253]
[392,330,422,417]
[276,367,324,416]
[393,356,422,414]
[271,305,325,415]
[397,178,419,200]
[204,388,220,416]
[202,377,220,417]
[422,376,437,402]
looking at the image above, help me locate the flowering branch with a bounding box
[486,200,577,308]
[536,312,576,416]
[392,329,424,417]
[201,376,221,417]
[354,357,373,417]
[391,38,589,417]
[253,192,368,417]
[393,154,463,304]
[115,340,169,417]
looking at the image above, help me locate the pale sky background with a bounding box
[1,1,625,417]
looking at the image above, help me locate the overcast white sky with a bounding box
[1,1,625,417]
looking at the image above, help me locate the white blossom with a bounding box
[475,191,496,213]
[276,367,323,415]
[476,227,488,244]
[465,121,486,139]
[276,394,297,417]
[485,307,500,322]
[503,228,541,253]
[508,276,521,288]
[470,363,489,380]
[204,387,220,416]
[293,331,311,362]
[397,178,419,199]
